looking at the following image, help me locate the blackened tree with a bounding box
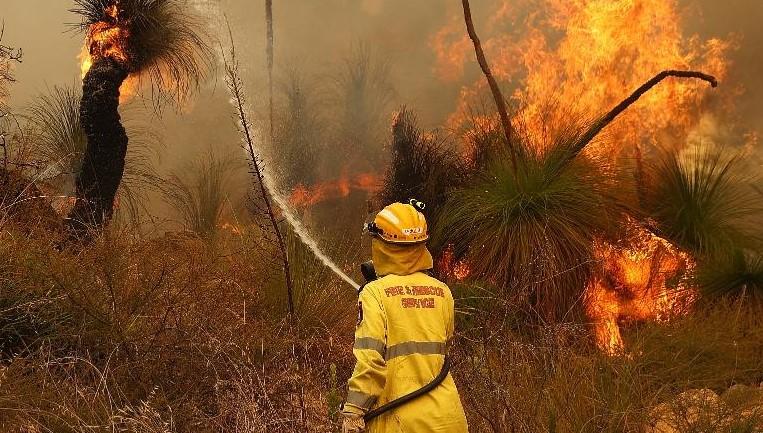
[68,0,210,236]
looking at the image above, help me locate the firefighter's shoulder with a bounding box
[359,277,389,299]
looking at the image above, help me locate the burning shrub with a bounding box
[436,127,628,322]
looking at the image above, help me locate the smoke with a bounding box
[1,0,760,220]
[262,164,361,290]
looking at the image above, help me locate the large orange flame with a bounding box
[432,0,734,156]
[78,4,139,102]
[430,0,725,354]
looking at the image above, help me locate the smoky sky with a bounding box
[2,0,762,173]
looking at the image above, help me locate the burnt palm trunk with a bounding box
[66,56,129,236]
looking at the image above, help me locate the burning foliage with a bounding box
[434,0,734,159]
[410,0,752,354]
[435,125,628,322]
[67,0,211,237]
[585,224,696,354]
[73,0,212,105]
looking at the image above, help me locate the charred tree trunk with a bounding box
[67,56,129,237]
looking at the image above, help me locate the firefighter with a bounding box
[341,201,469,433]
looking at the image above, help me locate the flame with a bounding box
[432,0,735,156]
[289,173,381,208]
[77,3,139,102]
[585,223,696,354]
[429,0,731,354]
[438,245,472,281]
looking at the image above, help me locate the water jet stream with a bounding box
[259,166,362,290]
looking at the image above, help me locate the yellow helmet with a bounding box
[365,199,429,244]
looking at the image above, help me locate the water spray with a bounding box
[259,166,362,290]
[223,26,360,292]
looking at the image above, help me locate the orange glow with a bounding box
[438,245,472,281]
[78,4,138,102]
[220,222,244,236]
[432,0,734,156]
[585,223,696,354]
[289,173,381,208]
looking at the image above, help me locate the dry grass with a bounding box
[452,290,763,433]
[0,214,760,432]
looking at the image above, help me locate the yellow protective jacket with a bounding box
[344,239,468,433]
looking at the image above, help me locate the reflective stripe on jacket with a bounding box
[345,269,469,433]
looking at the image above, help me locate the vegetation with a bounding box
[436,128,628,321]
[68,0,211,235]
[272,70,324,187]
[380,107,467,231]
[329,43,394,171]
[71,0,211,105]
[27,85,160,222]
[643,147,762,256]
[0,3,760,433]
[162,152,239,237]
[0,222,760,432]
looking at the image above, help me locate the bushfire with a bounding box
[77,4,139,101]
[289,172,380,208]
[431,0,724,352]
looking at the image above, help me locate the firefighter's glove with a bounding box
[341,405,366,433]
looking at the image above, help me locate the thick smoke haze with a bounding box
[2,0,761,221]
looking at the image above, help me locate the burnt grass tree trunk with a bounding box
[66,56,129,237]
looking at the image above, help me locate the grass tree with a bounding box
[26,85,159,221]
[380,107,467,231]
[436,130,628,321]
[272,70,324,188]
[330,44,394,170]
[643,147,762,256]
[163,153,237,238]
[428,0,722,321]
[644,146,763,301]
[697,249,763,302]
[68,0,210,236]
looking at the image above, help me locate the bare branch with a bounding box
[461,0,518,173]
[223,20,295,315]
[573,70,718,156]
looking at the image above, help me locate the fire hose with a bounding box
[357,261,452,423]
